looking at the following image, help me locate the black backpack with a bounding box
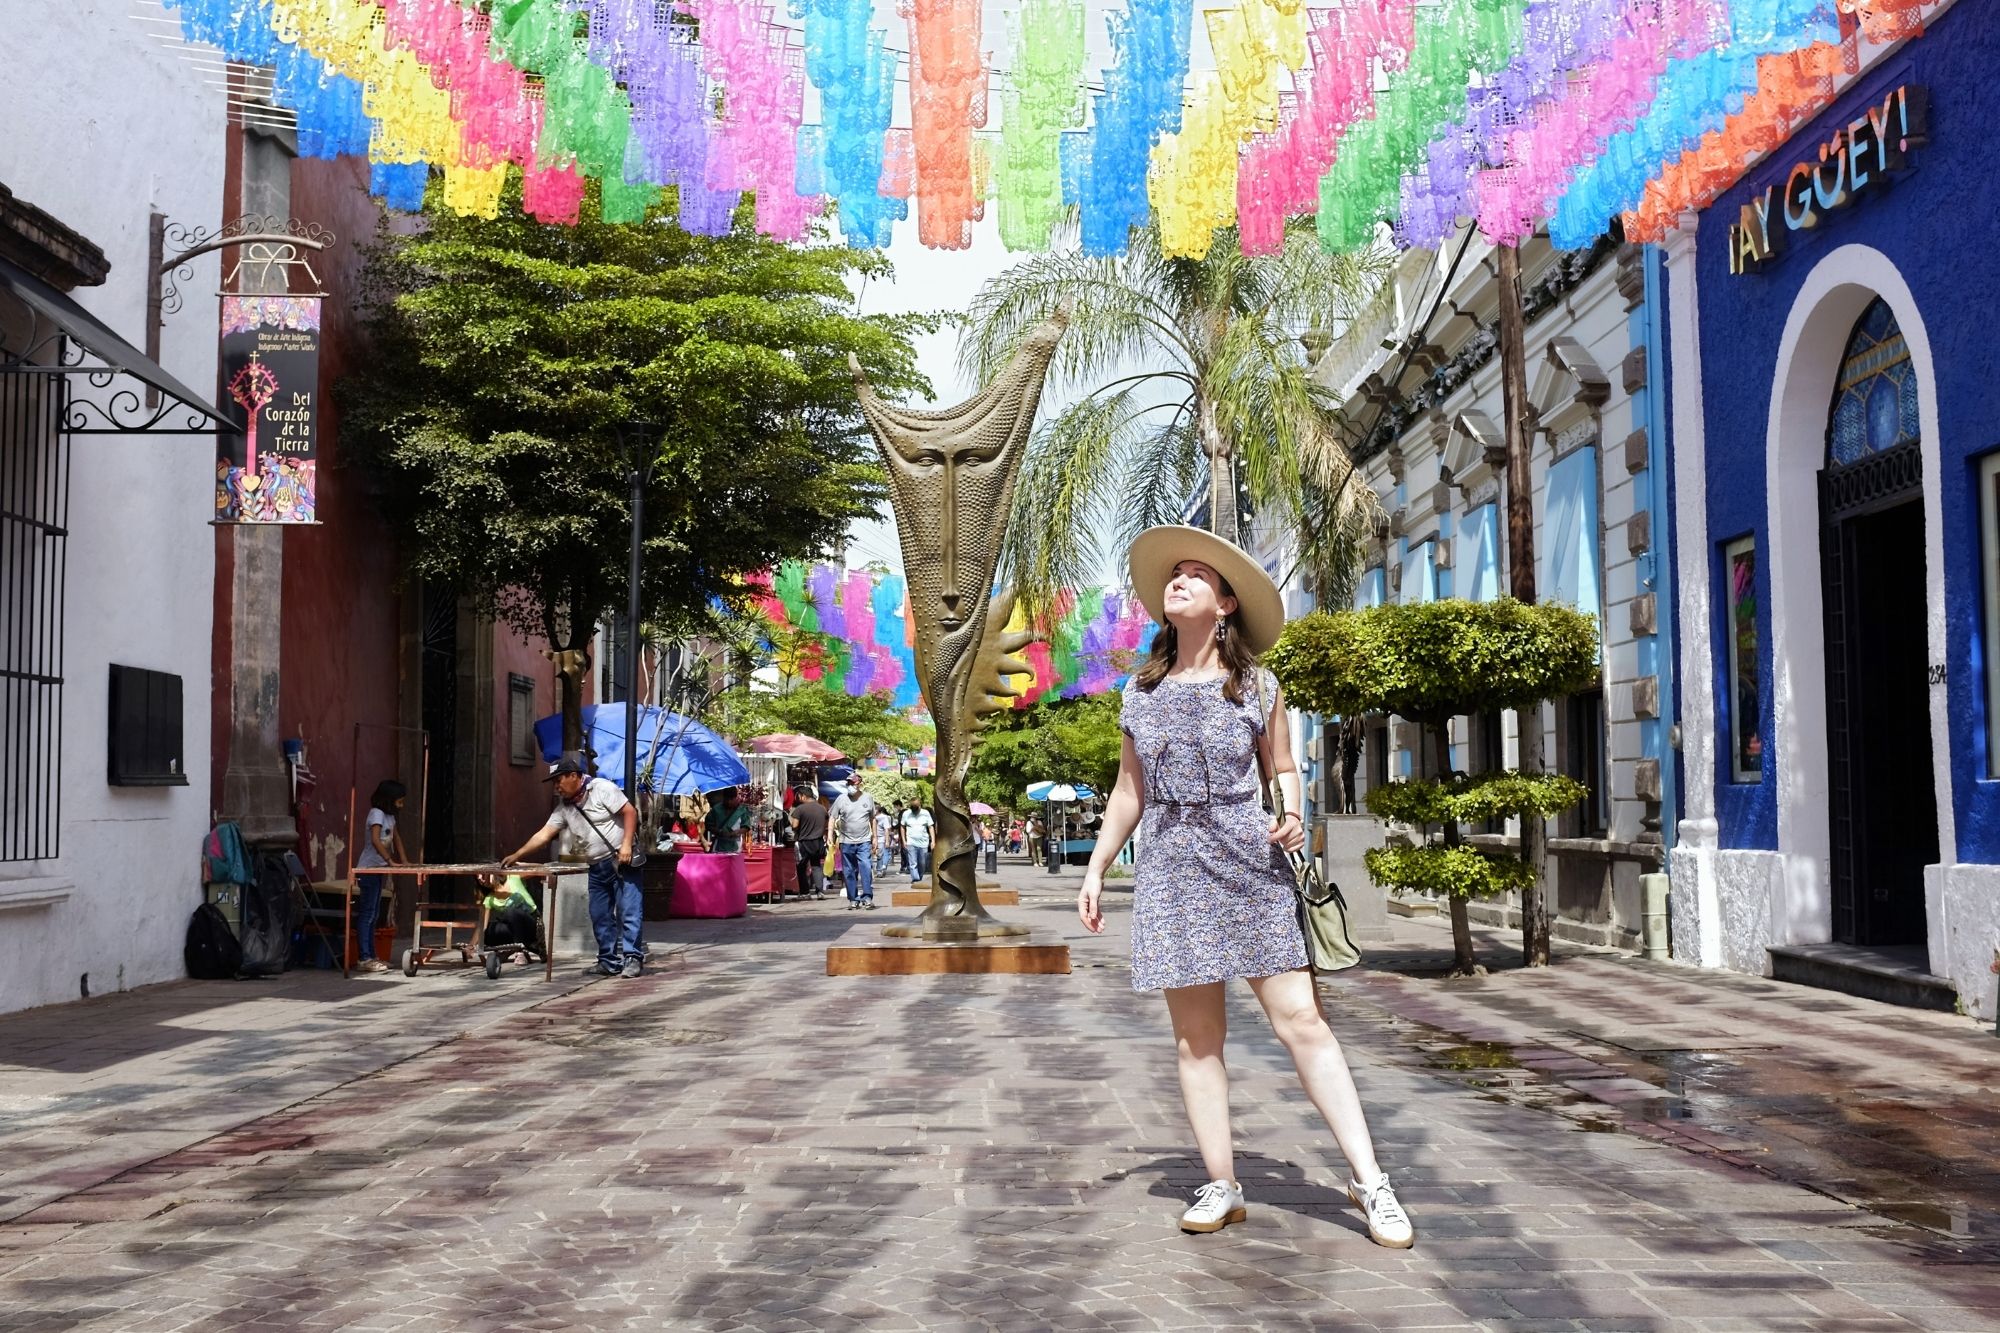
[237,856,294,977]
[185,902,243,980]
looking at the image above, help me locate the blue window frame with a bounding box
[1458,503,1501,602]
[1353,566,1387,610]
[1542,447,1601,621]
[1401,540,1437,604]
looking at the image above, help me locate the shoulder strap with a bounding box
[1253,672,1285,820]
[573,783,624,855]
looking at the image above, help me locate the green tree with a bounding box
[860,771,933,811]
[340,174,933,746]
[709,685,933,764]
[966,693,1123,811]
[958,219,1392,610]
[1268,599,1600,975]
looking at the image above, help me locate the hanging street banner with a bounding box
[216,295,320,523]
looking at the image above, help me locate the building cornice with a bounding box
[0,182,109,292]
[1338,234,1619,466]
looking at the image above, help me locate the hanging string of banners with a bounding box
[158,0,1937,255]
[750,562,1154,705]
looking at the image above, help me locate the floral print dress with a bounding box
[1121,672,1308,991]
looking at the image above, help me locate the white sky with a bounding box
[827,0,1239,582]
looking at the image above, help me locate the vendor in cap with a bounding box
[505,751,645,979]
[1077,526,1413,1249]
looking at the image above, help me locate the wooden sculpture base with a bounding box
[826,923,1071,976]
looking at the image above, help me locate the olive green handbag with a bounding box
[1255,673,1361,973]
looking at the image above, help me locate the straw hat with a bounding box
[1126,525,1286,655]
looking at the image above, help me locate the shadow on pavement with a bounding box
[0,974,410,1074]
[1117,1151,1373,1242]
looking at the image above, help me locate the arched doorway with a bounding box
[1818,298,1937,947]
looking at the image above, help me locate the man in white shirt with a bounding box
[506,752,643,978]
[828,775,880,910]
[900,803,936,885]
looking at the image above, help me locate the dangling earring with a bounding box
[1215,618,1228,644]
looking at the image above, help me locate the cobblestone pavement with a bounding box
[2,862,1998,1331]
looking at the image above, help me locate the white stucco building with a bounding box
[1308,229,1678,950]
[0,4,228,1013]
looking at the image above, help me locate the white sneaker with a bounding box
[1179,1179,1246,1234]
[1348,1173,1414,1248]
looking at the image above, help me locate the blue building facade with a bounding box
[1667,0,1998,1016]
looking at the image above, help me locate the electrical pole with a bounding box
[1497,242,1552,967]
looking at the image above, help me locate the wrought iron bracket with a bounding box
[145,211,332,404]
[0,316,234,433]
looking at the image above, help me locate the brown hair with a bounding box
[1131,573,1260,704]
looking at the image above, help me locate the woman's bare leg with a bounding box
[1247,969,1383,1182]
[1162,982,1234,1182]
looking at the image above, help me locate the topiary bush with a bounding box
[1269,598,1600,973]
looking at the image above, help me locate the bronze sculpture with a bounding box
[849,307,1069,941]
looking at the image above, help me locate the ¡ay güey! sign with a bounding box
[1729,84,1929,275]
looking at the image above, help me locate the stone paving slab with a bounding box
[0,956,601,1226]
[0,864,1996,1330]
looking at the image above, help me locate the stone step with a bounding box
[1768,942,1959,1013]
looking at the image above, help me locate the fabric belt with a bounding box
[1148,789,1261,808]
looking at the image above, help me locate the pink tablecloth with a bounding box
[668,852,748,918]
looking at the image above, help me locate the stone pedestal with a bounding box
[826,923,1070,976]
[550,876,598,957]
[1319,815,1392,941]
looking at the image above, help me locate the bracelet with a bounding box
[1279,811,1303,824]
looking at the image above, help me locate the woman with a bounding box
[353,779,408,975]
[476,872,543,958]
[704,788,753,853]
[1077,526,1413,1248]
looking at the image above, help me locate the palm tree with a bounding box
[959,218,1393,611]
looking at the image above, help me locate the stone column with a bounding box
[214,125,298,853]
[1664,211,1721,967]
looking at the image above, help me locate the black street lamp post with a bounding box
[616,421,660,805]
[624,462,643,802]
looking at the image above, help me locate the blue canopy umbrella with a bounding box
[1026,781,1095,803]
[534,705,749,795]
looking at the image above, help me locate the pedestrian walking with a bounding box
[505,752,645,979]
[1077,526,1414,1248]
[900,801,935,884]
[791,787,829,900]
[351,779,408,974]
[829,775,879,910]
[1338,715,1365,815]
[876,806,898,877]
[891,801,911,878]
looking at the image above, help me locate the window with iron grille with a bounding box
[1472,710,1505,834]
[508,673,537,766]
[0,370,68,860]
[1563,688,1610,837]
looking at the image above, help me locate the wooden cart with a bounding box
[343,862,588,982]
